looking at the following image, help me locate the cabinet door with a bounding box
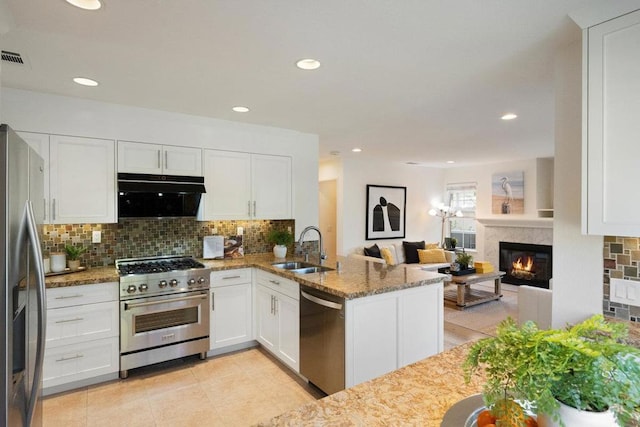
[585,10,640,235]
[210,283,253,350]
[346,293,398,387]
[276,293,299,372]
[251,154,292,219]
[397,283,443,366]
[199,150,252,220]
[46,301,119,349]
[163,146,202,176]
[117,141,163,174]
[255,285,278,352]
[17,131,50,223]
[50,135,116,224]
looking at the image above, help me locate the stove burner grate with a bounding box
[117,257,205,276]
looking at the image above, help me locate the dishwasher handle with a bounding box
[301,290,343,310]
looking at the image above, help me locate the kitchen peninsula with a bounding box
[43,254,447,395]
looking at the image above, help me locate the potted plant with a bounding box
[267,229,294,258]
[463,315,640,426]
[455,251,473,270]
[449,237,458,249]
[64,244,87,270]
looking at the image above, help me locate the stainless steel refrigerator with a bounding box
[1,124,46,426]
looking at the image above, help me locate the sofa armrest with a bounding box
[518,285,552,329]
[348,253,386,264]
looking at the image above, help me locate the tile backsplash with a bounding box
[42,219,295,267]
[603,236,640,323]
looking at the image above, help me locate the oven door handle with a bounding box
[124,293,207,310]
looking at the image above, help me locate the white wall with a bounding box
[1,88,319,230]
[551,40,603,327]
[322,157,444,255]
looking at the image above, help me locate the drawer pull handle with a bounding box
[55,294,83,300]
[56,354,84,362]
[269,280,280,285]
[222,275,241,280]
[55,317,84,324]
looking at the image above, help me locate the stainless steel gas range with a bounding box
[116,256,210,378]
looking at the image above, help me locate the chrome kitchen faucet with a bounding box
[297,226,327,265]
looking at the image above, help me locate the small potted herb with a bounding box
[455,251,473,270]
[463,315,640,426]
[267,229,294,258]
[64,244,87,271]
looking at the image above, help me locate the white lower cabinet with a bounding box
[210,269,253,350]
[345,283,443,388]
[255,270,299,372]
[44,283,119,394]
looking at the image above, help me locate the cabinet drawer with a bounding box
[210,268,252,287]
[256,270,299,300]
[46,282,118,309]
[43,336,119,389]
[46,301,119,348]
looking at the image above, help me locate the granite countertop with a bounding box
[260,342,486,427]
[44,253,447,299]
[201,253,447,299]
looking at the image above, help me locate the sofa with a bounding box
[350,241,454,271]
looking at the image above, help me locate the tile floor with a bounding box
[42,283,518,427]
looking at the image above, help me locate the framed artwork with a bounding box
[366,185,406,240]
[492,171,524,214]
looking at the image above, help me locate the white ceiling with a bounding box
[0,0,602,166]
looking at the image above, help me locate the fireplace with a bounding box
[499,242,552,289]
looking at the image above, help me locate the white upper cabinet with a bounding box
[583,10,640,236]
[18,131,51,223]
[118,140,202,176]
[199,150,292,220]
[50,135,116,224]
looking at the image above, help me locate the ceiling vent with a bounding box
[2,50,26,66]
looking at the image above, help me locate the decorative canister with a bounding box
[50,252,66,273]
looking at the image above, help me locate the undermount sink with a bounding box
[271,261,316,270]
[271,262,334,274]
[290,266,334,274]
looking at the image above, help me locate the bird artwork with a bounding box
[500,176,513,214]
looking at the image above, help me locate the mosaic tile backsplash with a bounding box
[42,219,296,267]
[603,236,640,323]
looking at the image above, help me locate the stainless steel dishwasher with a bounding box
[299,285,345,395]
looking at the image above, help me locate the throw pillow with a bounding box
[380,247,396,266]
[393,243,406,264]
[402,240,426,264]
[363,244,382,258]
[425,242,439,249]
[418,248,447,264]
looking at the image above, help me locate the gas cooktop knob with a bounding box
[139,284,148,292]
[197,277,206,284]
[187,278,196,286]
[169,279,178,287]
[159,280,168,288]
[126,285,137,294]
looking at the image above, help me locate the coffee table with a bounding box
[444,271,505,309]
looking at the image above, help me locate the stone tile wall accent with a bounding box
[603,236,640,323]
[42,219,295,267]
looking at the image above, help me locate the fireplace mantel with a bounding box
[477,217,553,229]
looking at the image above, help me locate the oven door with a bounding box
[120,290,210,354]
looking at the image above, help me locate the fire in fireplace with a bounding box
[499,242,552,289]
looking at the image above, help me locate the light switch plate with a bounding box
[610,278,640,306]
[92,230,101,243]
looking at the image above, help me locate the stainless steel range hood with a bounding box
[117,173,206,218]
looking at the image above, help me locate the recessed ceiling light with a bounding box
[73,77,99,87]
[232,106,250,113]
[352,148,362,153]
[501,113,518,120]
[65,0,102,10]
[296,58,321,70]
[447,160,455,164]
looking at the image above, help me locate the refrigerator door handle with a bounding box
[25,201,46,426]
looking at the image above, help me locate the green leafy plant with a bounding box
[449,237,458,249]
[455,251,473,269]
[64,244,87,260]
[267,229,294,246]
[463,315,640,426]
